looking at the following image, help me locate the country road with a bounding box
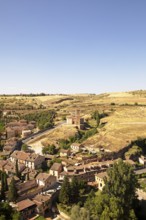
[22,121,66,154]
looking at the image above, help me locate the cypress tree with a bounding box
[70,176,79,203]
[15,160,20,179]
[1,172,5,200]
[3,172,8,192]
[59,176,70,205]
[8,177,18,202]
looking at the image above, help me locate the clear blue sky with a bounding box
[0,0,146,94]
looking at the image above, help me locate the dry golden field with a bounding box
[1,91,146,152]
[83,106,146,152]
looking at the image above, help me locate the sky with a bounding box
[0,0,146,94]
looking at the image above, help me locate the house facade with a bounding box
[95,172,107,191]
[49,163,63,179]
[10,150,45,169]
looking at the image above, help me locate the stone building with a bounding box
[66,109,84,129]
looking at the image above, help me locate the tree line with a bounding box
[23,110,56,130]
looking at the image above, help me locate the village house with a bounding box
[16,199,37,220]
[71,143,83,152]
[4,160,25,175]
[10,150,28,164]
[76,154,98,164]
[25,153,45,169]
[6,120,36,139]
[21,168,38,181]
[95,172,107,191]
[49,163,63,180]
[60,149,70,157]
[10,150,45,169]
[6,127,15,139]
[60,164,101,182]
[17,179,37,195]
[21,130,32,138]
[66,110,84,129]
[33,194,52,216]
[59,160,114,182]
[3,137,18,154]
[36,173,56,189]
[16,179,43,201]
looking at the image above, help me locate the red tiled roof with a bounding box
[36,173,51,182]
[16,199,36,211]
[33,194,51,204]
[50,163,62,171]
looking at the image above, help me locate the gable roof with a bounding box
[16,199,36,211]
[33,194,51,204]
[11,150,29,161]
[4,161,25,173]
[11,150,44,162]
[50,163,62,171]
[36,173,51,182]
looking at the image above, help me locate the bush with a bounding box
[42,144,57,155]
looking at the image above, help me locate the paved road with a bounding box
[22,121,66,144]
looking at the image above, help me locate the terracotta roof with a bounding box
[11,150,29,161]
[33,194,51,205]
[60,171,68,176]
[26,153,44,162]
[50,163,62,171]
[17,180,37,193]
[0,160,8,168]
[4,161,25,173]
[6,137,17,144]
[11,150,44,162]
[16,199,36,211]
[36,173,51,182]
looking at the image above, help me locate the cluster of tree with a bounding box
[21,144,29,152]
[91,110,100,127]
[91,110,109,127]
[49,158,62,169]
[0,120,5,133]
[8,177,18,203]
[80,128,97,142]
[57,139,70,149]
[0,172,19,219]
[23,110,56,130]
[0,171,18,203]
[58,129,97,149]
[15,160,21,179]
[59,160,139,220]
[42,144,57,155]
[70,205,90,220]
[84,159,138,220]
[59,176,86,205]
[125,145,142,160]
[0,202,20,220]
[36,216,46,220]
